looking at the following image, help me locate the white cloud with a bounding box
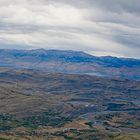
[0,0,140,58]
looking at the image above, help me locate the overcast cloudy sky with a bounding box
[0,0,140,58]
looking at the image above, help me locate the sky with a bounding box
[0,0,140,58]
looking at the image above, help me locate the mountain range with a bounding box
[0,49,140,80]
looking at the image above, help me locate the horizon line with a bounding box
[0,48,140,60]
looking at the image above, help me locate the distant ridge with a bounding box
[0,49,140,80]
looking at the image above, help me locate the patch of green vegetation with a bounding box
[22,111,72,128]
[0,114,23,131]
[0,138,9,140]
[85,122,93,128]
[0,114,14,131]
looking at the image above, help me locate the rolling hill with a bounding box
[0,68,140,139]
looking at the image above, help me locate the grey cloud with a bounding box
[91,0,140,15]
[0,0,139,58]
[48,0,140,15]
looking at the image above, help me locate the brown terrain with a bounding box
[0,67,140,139]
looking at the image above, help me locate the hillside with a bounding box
[0,49,140,80]
[0,68,140,139]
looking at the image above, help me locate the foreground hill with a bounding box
[0,68,140,139]
[0,49,140,80]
